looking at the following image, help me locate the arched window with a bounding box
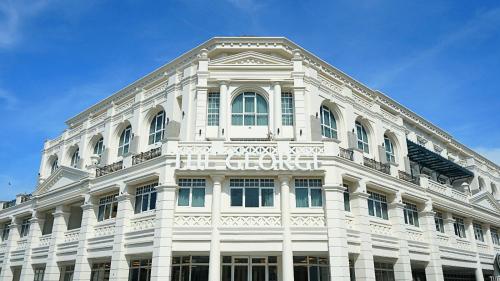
[149,111,165,144]
[93,137,104,156]
[355,121,369,153]
[231,92,268,126]
[70,148,80,168]
[384,136,395,163]
[118,126,132,156]
[478,177,485,191]
[491,183,497,196]
[50,158,59,174]
[320,105,337,139]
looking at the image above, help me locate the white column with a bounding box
[465,218,485,281]
[278,175,294,281]
[0,217,20,281]
[387,193,413,281]
[273,82,281,137]
[350,180,376,281]
[420,200,444,281]
[45,206,70,281]
[151,183,177,281]
[209,175,224,281]
[73,197,97,281]
[109,190,134,281]
[20,212,43,281]
[218,81,228,140]
[291,50,307,141]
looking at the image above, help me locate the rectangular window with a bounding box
[97,194,118,222]
[20,218,30,237]
[453,217,466,238]
[293,256,329,281]
[491,228,500,245]
[33,267,45,281]
[281,92,294,126]
[367,191,389,220]
[129,259,152,281]
[134,183,158,214]
[1,223,10,241]
[374,262,395,281]
[343,184,351,212]
[230,179,274,207]
[178,179,206,207]
[295,179,323,208]
[434,212,445,233]
[403,202,419,227]
[90,262,110,281]
[207,93,220,126]
[222,256,277,281]
[172,256,209,281]
[473,223,484,242]
[60,265,74,281]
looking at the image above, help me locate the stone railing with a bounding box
[220,214,281,227]
[476,242,489,254]
[132,147,162,165]
[224,142,278,156]
[369,219,393,236]
[174,214,211,227]
[130,214,156,232]
[406,227,424,242]
[398,171,419,185]
[338,147,354,161]
[93,220,116,238]
[363,157,390,175]
[63,229,80,243]
[455,238,472,251]
[177,142,213,154]
[288,142,325,155]
[428,180,469,203]
[436,232,450,247]
[290,214,326,227]
[96,161,123,177]
[16,238,28,250]
[39,234,52,247]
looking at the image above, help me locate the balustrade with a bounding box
[363,157,390,175]
[96,161,123,177]
[398,171,419,185]
[132,147,162,165]
[339,147,354,161]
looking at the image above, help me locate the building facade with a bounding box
[0,37,499,281]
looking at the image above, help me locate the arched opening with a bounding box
[231,92,268,126]
[355,120,370,153]
[69,146,80,168]
[478,177,486,191]
[148,110,166,145]
[93,137,104,156]
[48,155,59,175]
[491,183,497,197]
[383,134,396,164]
[118,125,132,156]
[320,105,338,139]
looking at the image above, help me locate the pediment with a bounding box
[470,191,500,213]
[210,51,292,66]
[34,166,89,196]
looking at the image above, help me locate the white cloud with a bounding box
[474,147,500,166]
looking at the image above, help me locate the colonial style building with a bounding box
[0,37,499,281]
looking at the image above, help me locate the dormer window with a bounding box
[94,138,104,156]
[355,121,369,153]
[320,105,337,139]
[70,148,80,168]
[118,126,132,156]
[149,111,165,144]
[231,92,268,126]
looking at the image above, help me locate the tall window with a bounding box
[434,212,445,233]
[1,223,9,241]
[94,138,104,156]
[230,179,274,207]
[172,256,209,281]
[374,262,395,281]
[60,265,74,281]
[343,184,351,212]
[320,105,337,139]
[90,262,110,281]
[207,93,220,126]
[491,228,500,245]
[367,191,388,220]
[403,202,419,227]
[51,158,59,174]
[129,259,152,281]
[453,217,466,238]
[149,111,165,144]
[473,223,484,242]
[384,136,395,163]
[33,267,45,281]
[134,183,158,214]
[295,179,323,208]
[20,218,30,237]
[281,92,294,126]
[118,125,132,156]
[178,179,206,207]
[231,92,268,126]
[293,256,329,281]
[356,121,369,153]
[97,194,118,222]
[70,148,80,168]
[222,256,278,281]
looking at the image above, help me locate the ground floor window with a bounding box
[293,256,329,281]
[374,262,395,281]
[34,266,45,281]
[222,256,278,281]
[129,259,152,281]
[171,256,209,281]
[90,262,111,281]
[59,265,74,281]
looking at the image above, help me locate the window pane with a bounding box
[256,95,267,113]
[231,189,243,206]
[309,266,319,281]
[234,266,248,281]
[294,266,308,281]
[135,195,142,214]
[233,95,243,113]
[296,188,309,208]
[222,266,231,281]
[149,191,157,210]
[252,266,265,281]
[245,188,259,207]
[261,188,274,207]
[142,193,149,212]
[244,114,255,125]
[178,189,190,206]
[191,265,209,281]
[311,189,323,207]
[192,188,205,207]
[245,95,255,113]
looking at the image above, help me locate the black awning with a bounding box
[407,140,474,182]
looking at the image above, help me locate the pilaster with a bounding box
[209,175,224,281]
[420,200,444,281]
[73,198,97,281]
[218,81,228,140]
[272,82,281,137]
[278,175,294,281]
[45,207,70,281]
[0,218,19,281]
[387,193,413,281]
[20,212,42,281]
[464,218,484,281]
[109,191,134,281]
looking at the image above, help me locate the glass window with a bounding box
[231,92,268,126]
[222,256,278,281]
[94,138,104,156]
[367,191,388,220]
[343,184,350,212]
[207,93,220,126]
[403,202,419,227]
[51,158,59,174]
[293,256,329,281]
[34,267,45,281]
[491,228,500,245]
[374,262,395,281]
[230,179,274,207]
[60,265,75,281]
[453,216,466,238]
[320,105,337,139]
[281,92,294,126]
[90,262,110,281]
[2,222,10,241]
[384,136,395,164]
[135,183,158,214]
[118,125,132,156]
[355,121,369,153]
[129,259,152,281]
[97,194,118,222]
[178,179,206,207]
[434,212,445,233]
[172,256,209,281]
[70,148,80,168]
[295,179,323,208]
[473,223,484,242]
[149,111,165,144]
[20,218,30,237]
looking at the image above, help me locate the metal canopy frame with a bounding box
[406,140,474,183]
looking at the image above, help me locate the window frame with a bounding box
[51,158,59,174]
[403,201,419,227]
[231,92,268,126]
[281,92,294,126]
[129,258,152,281]
[134,182,158,214]
[374,262,395,281]
[384,136,396,164]
[172,255,210,281]
[355,121,370,153]
[294,179,323,208]
[292,256,330,281]
[207,92,220,126]
[367,191,389,220]
[20,218,30,238]
[229,179,275,208]
[343,183,350,212]
[97,194,118,222]
[1,223,10,241]
[177,179,206,207]
[70,148,80,168]
[118,125,132,156]
[33,266,45,281]
[473,223,484,242]
[434,212,445,233]
[320,105,338,139]
[60,265,75,281]
[222,256,278,281]
[149,111,165,145]
[93,138,104,156]
[453,216,467,238]
[491,228,500,245]
[90,262,111,281]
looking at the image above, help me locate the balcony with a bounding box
[132,147,162,165]
[96,161,123,177]
[363,157,390,175]
[398,171,419,185]
[338,147,354,161]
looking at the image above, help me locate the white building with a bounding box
[0,37,499,281]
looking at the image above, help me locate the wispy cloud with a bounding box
[0,87,18,109]
[474,147,500,166]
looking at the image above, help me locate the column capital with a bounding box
[420,210,436,218]
[389,202,405,210]
[156,183,178,192]
[271,81,281,87]
[210,174,225,183]
[277,174,292,184]
[218,80,229,86]
[323,184,346,193]
[82,203,94,211]
[116,193,133,202]
[351,191,370,199]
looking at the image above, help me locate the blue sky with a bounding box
[0,0,499,199]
